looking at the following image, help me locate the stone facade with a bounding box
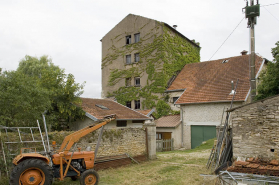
[231,95,279,160]
[101,14,200,109]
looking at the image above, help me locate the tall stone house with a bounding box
[101,14,200,110]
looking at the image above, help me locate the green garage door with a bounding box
[191,125,216,149]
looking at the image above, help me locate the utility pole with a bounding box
[245,0,260,102]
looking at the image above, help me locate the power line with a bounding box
[261,3,279,7]
[208,17,245,61]
[263,6,279,24]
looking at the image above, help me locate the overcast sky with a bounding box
[1,0,279,98]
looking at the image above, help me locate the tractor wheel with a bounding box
[80,169,99,185]
[9,158,53,185]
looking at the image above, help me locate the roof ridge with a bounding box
[108,99,151,119]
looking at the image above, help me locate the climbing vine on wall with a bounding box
[103,22,200,112]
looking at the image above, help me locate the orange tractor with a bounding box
[9,115,116,185]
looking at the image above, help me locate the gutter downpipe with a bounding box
[181,107,184,148]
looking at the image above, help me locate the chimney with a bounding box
[241,50,248,55]
[173,25,177,30]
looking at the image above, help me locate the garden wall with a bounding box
[230,95,279,160]
[49,127,147,157]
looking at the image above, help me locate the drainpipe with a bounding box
[181,107,184,148]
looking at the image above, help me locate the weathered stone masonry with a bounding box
[49,128,146,157]
[231,95,279,160]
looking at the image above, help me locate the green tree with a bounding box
[17,55,85,130]
[255,41,279,100]
[0,70,51,127]
[153,100,172,118]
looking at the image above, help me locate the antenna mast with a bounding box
[245,0,260,102]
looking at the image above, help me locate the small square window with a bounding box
[125,78,131,86]
[156,133,162,140]
[126,35,131,45]
[126,101,131,108]
[134,77,140,86]
[135,100,140,109]
[173,97,179,103]
[117,120,127,127]
[134,33,140,43]
[126,55,131,64]
[134,53,140,63]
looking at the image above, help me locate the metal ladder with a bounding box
[0,121,47,176]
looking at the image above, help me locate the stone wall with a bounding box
[231,95,279,160]
[0,128,147,158]
[50,128,146,157]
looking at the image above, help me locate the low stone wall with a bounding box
[50,128,147,157]
[231,95,279,160]
[0,127,149,176]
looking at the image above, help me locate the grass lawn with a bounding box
[53,138,215,185]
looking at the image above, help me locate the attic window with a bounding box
[222,60,229,64]
[95,104,109,110]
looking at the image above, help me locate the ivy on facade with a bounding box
[103,22,200,111]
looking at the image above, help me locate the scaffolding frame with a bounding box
[0,121,46,176]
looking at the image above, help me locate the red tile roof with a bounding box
[80,98,150,120]
[228,158,279,176]
[155,115,181,128]
[136,109,154,116]
[167,55,265,104]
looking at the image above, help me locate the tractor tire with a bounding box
[80,169,99,185]
[9,158,53,185]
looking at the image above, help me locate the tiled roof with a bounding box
[80,98,150,120]
[227,158,279,176]
[167,54,265,104]
[137,109,154,116]
[155,115,181,128]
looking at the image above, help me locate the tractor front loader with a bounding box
[9,114,116,185]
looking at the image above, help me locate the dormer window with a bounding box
[222,60,229,64]
[95,104,109,110]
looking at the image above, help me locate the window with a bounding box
[156,133,162,140]
[134,77,140,86]
[173,97,179,103]
[134,33,140,43]
[95,104,109,110]
[126,55,131,64]
[117,120,127,127]
[134,53,140,63]
[135,100,140,109]
[132,120,144,123]
[126,35,131,44]
[125,78,131,86]
[126,101,131,108]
